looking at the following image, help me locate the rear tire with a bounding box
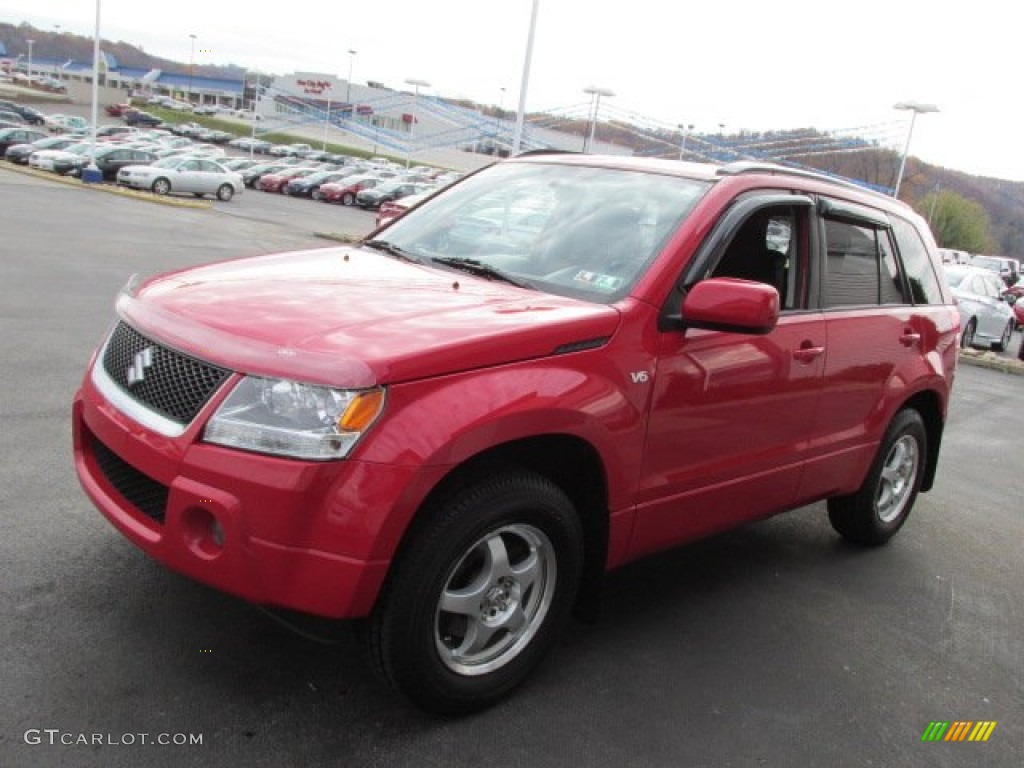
[828,409,926,546]
[366,471,583,715]
[341,192,355,206]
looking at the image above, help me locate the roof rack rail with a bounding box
[514,148,580,158]
[717,161,891,198]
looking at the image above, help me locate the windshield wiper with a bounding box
[430,257,533,289]
[362,239,420,263]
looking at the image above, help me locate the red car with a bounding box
[316,174,381,205]
[256,167,317,193]
[74,155,958,714]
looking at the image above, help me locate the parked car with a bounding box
[0,109,27,125]
[123,110,163,128]
[30,142,101,174]
[4,135,79,165]
[374,192,430,227]
[117,156,243,201]
[942,264,1015,350]
[1013,296,1024,331]
[356,181,430,210]
[0,126,49,154]
[317,174,382,205]
[970,254,1020,288]
[45,114,89,134]
[65,145,159,181]
[256,167,318,193]
[0,100,45,125]
[283,169,352,198]
[74,156,958,715]
[105,103,135,117]
[95,125,139,140]
[241,163,293,188]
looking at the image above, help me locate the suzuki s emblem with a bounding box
[126,347,154,386]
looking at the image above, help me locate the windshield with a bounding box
[942,267,968,288]
[377,161,708,303]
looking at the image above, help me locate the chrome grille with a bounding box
[102,322,231,425]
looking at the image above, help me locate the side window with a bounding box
[823,219,894,307]
[890,216,946,305]
[711,205,805,310]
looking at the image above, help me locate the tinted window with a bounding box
[823,219,886,307]
[891,217,945,305]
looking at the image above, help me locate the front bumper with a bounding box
[72,368,417,619]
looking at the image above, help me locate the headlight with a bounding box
[204,376,385,460]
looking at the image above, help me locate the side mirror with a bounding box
[679,278,780,335]
[1004,293,1017,305]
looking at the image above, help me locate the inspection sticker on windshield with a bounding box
[573,270,623,291]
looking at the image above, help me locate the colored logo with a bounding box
[921,721,997,742]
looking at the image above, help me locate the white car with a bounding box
[943,265,1015,351]
[117,156,243,201]
[45,114,89,134]
[29,141,96,172]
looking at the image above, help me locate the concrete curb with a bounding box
[0,160,211,210]
[958,348,1024,375]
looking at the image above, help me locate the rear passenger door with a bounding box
[797,199,955,501]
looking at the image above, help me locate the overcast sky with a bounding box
[3,1,1019,181]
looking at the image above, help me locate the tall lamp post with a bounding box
[346,49,357,104]
[582,85,614,153]
[187,33,197,102]
[404,77,430,168]
[248,72,263,159]
[677,123,694,160]
[893,101,939,198]
[322,83,333,151]
[512,0,539,155]
[26,39,34,83]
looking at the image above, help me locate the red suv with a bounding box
[73,155,958,714]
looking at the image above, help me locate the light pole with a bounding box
[84,0,101,181]
[346,49,357,105]
[404,77,430,168]
[893,101,939,198]
[677,123,694,160]
[582,86,613,153]
[188,33,197,103]
[249,72,263,159]
[322,83,332,151]
[512,0,539,155]
[26,39,34,83]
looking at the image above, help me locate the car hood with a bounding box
[117,246,621,388]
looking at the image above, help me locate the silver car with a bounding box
[942,265,1015,350]
[116,156,243,201]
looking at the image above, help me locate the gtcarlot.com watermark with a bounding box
[24,729,203,747]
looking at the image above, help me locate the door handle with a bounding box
[792,341,825,363]
[899,330,921,347]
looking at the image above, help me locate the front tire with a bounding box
[216,183,234,202]
[151,178,171,195]
[993,321,1013,352]
[960,318,976,349]
[366,471,583,715]
[828,409,927,546]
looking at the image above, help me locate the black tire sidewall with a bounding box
[828,409,927,545]
[372,472,583,715]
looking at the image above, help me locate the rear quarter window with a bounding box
[891,217,948,305]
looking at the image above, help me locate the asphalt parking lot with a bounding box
[1,167,1022,768]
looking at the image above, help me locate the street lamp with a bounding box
[677,123,694,160]
[893,101,939,198]
[322,83,333,151]
[404,77,430,167]
[512,0,539,155]
[188,33,197,102]
[249,72,264,159]
[346,49,357,104]
[26,39,34,83]
[582,85,614,153]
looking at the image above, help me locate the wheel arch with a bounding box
[897,388,945,492]
[388,434,610,620]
